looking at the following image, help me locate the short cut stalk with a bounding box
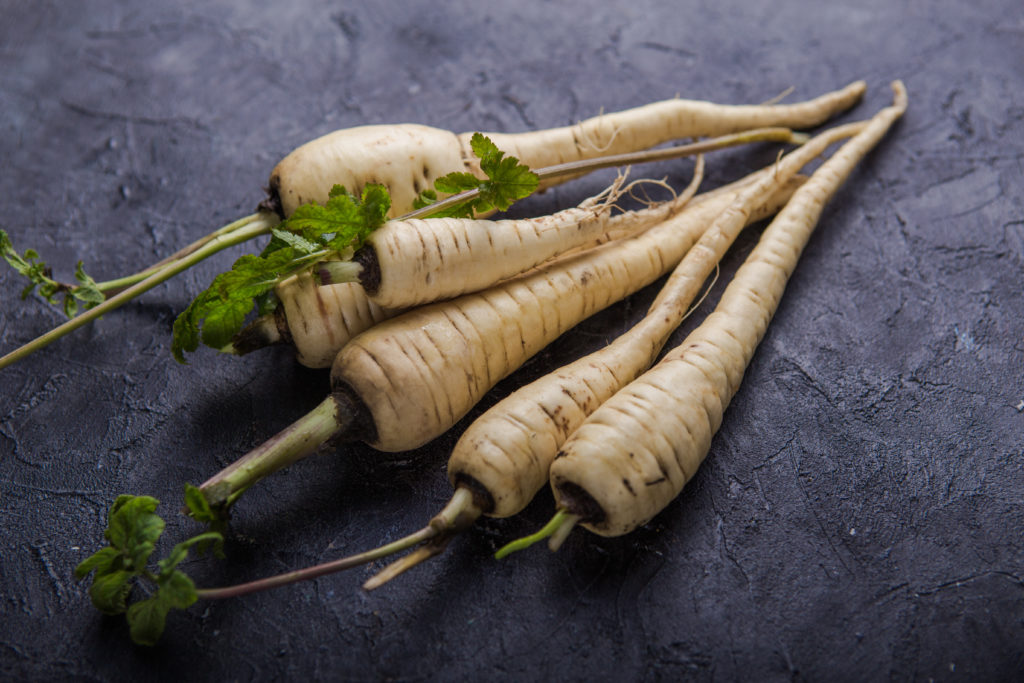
[198,396,347,508]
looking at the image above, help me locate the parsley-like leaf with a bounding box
[127,597,172,646]
[425,133,539,218]
[76,494,224,646]
[88,569,134,615]
[412,189,438,210]
[74,546,122,581]
[104,495,161,556]
[171,185,389,362]
[471,132,539,211]
[2,229,106,317]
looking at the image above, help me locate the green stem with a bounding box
[0,214,277,370]
[494,509,579,559]
[197,488,479,600]
[197,396,348,509]
[400,127,804,221]
[196,526,435,600]
[93,213,269,295]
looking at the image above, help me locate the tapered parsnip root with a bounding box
[233,129,797,369]
[334,173,632,310]
[198,168,802,509]
[269,81,865,218]
[449,119,865,521]
[547,82,907,538]
[363,120,868,584]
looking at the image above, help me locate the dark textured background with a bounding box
[2,0,1023,680]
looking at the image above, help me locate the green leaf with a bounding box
[88,569,134,615]
[109,494,137,518]
[433,172,483,195]
[158,570,199,609]
[1,229,35,276]
[170,301,202,363]
[2,230,56,303]
[126,596,171,646]
[158,532,225,576]
[357,184,391,232]
[469,132,503,166]
[104,495,164,571]
[171,184,389,361]
[2,231,107,318]
[63,294,79,318]
[74,546,122,580]
[423,134,538,218]
[412,189,437,210]
[199,296,254,351]
[105,495,158,550]
[270,228,321,255]
[183,483,216,523]
[472,132,538,212]
[125,567,199,646]
[72,261,105,307]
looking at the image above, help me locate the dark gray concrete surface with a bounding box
[1,0,1022,680]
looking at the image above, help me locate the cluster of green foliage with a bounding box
[74,486,224,646]
[171,133,538,362]
[0,230,104,317]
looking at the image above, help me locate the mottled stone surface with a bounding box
[1,0,1022,679]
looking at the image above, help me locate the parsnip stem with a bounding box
[198,396,348,508]
[195,488,479,599]
[95,212,273,295]
[0,214,277,370]
[494,510,579,559]
[401,128,805,220]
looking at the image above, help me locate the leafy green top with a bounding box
[0,230,104,317]
[170,184,390,362]
[171,134,537,361]
[74,485,223,646]
[413,133,540,217]
[0,135,536,361]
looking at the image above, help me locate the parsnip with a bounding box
[449,122,863,519]
[228,129,782,368]
[546,82,907,539]
[197,167,801,509]
[358,122,870,588]
[2,83,865,370]
[271,82,866,217]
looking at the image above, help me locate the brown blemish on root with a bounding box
[555,480,606,525]
[353,246,381,294]
[260,174,285,218]
[451,473,496,515]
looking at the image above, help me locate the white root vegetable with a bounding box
[198,165,802,508]
[272,276,396,369]
[196,161,817,593]
[449,120,865,520]
[270,82,866,217]
[235,169,692,368]
[358,118,870,586]
[337,176,639,310]
[546,82,907,539]
[2,84,865,371]
[331,175,792,453]
[234,129,794,368]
